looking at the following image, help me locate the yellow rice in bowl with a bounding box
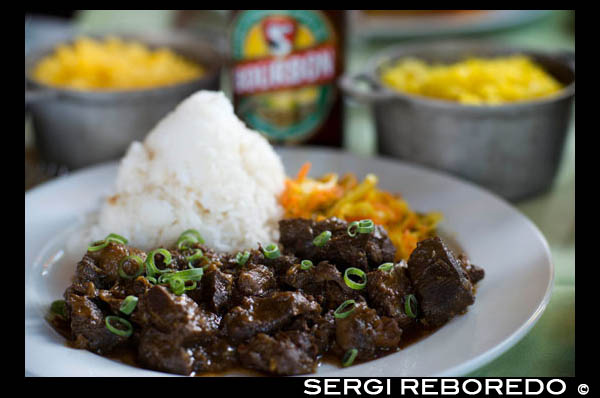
[380,55,563,105]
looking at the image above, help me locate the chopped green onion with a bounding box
[378,262,394,272]
[87,240,109,252]
[146,276,157,284]
[347,220,375,237]
[169,268,204,281]
[263,243,281,259]
[118,255,144,279]
[334,300,356,319]
[176,236,196,250]
[235,251,250,266]
[347,221,359,237]
[119,296,138,315]
[180,229,205,244]
[344,267,367,290]
[87,233,128,252]
[313,230,332,247]
[184,281,197,291]
[186,248,204,268]
[145,249,173,278]
[106,233,128,244]
[342,348,358,367]
[300,260,313,270]
[404,294,418,318]
[169,276,186,296]
[158,268,204,290]
[105,315,133,338]
[158,272,174,284]
[186,248,204,262]
[176,229,205,250]
[50,300,67,318]
[357,219,375,234]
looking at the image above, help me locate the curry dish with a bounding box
[48,217,484,376]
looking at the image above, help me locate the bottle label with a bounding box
[231,10,337,142]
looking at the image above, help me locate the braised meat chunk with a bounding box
[66,293,128,354]
[193,339,238,373]
[222,291,321,344]
[236,263,277,298]
[334,302,402,360]
[198,267,234,313]
[367,265,417,331]
[74,242,145,290]
[136,285,221,375]
[279,218,396,270]
[407,237,476,328]
[282,260,362,311]
[238,331,319,375]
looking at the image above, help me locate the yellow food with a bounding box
[279,163,442,261]
[381,55,563,105]
[32,36,204,90]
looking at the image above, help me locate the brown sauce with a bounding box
[49,316,441,376]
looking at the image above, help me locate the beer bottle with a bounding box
[230,10,345,147]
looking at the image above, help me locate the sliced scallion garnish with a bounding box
[344,267,367,290]
[347,221,359,237]
[87,233,128,252]
[342,348,358,367]
[119,296,138,315]
[313,230,332,247]
[180,229,204,244]
[159,268,204,289]
[404,294,418,318]
[347,219,375,237]
[378,262,394,272]
[235,251,250,266]
[145,249,173,278]
[118,255,144,279]
[176,229,205,250]
[186,248,204,268]
[300,260,313,270]
[357,219,374,234]
[263,243,281,259]
[105,315,133,338]
[168,276,186,296]
[158,272,175,284]
[87,240,109,252]
[334,300,356,319]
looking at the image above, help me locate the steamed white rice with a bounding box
[88,90,285,253]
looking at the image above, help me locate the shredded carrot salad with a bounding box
[279,163,443,261]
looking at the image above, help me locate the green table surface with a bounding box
[69,10,577,376]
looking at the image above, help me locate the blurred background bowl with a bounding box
[340,41,575,200]
[25,30,224,170]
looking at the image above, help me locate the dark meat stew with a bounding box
[48,217,484,376]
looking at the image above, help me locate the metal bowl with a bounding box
[340,41,575,200]
[25,31,224,169]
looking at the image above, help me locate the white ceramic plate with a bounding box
[25,147,553,377]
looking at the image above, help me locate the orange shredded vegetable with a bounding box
[279,162,442,260]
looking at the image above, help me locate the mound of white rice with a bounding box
[91,90,285,253]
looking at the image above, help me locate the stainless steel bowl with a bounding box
[340,41,575,200]
[25,31,224,169]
